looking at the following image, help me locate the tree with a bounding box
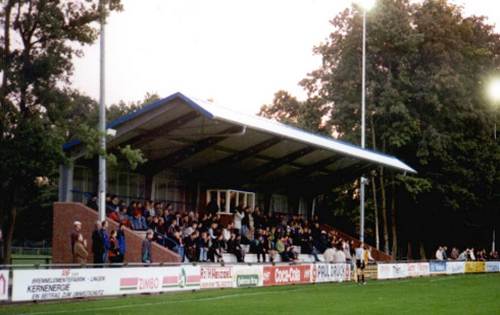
[261,0,500,258]
[259,90,330,134]
[0,0,122,264]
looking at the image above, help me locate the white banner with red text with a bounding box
[11,266,200,302]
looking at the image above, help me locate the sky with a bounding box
[71,0,500,115]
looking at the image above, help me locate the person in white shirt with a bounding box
[435,246,444,260]
[323,246,336,262]
[233,207,245,233]
[333,244,346,263]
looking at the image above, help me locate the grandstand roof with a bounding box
[66,92,415,192]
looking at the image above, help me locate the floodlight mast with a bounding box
[487,77,500,253]
[98,0,107,222]
[359,0,374,245]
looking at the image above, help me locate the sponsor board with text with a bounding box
[485,261,500,272]
[231,265,263,288]
[263,264,312,286]
[429,261,446,274]
[446,261,465,274]
[312,263,351,283]
[11,266,200,302]
[200,265,233,289]
[407,262,430,277]
[377,263,409,279]
[464,261,485,273]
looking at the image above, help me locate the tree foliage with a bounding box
[261,0,500,257]
[0,0,123,263]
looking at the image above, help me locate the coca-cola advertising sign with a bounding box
[263,265,312,286]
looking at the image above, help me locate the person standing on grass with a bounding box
[355,243,367,284]
[142,229,154,264]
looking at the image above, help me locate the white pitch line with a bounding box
[17,287,305,315]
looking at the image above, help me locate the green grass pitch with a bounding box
[2,274,499,315]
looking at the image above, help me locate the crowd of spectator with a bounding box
[435,246,498,261]
[88,194,359,264]
[82,194,499,265]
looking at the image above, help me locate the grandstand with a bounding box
[56,92,413,264]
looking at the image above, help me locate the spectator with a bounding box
[323,245,336,263]
[86,195,98,210]
[227,233,245,262]
[442,246,448,260]
[184,231,199,262]
[233,206,245,234]
[131,212,148,230]
[450,247,459,260]
[73,233,88,264]
[198,231,209,262]
[333,243,347,263]
[435,246,444,260]
[91,221,104,264]
[251,229,266,263]
[118,206,131,227]
[117,223,126,263]
[100,220,110,264]
[108,230,121,264]
[206,198,219,215]
[142,229,154,263]
[209,234,224,263]
[70,221,82,254]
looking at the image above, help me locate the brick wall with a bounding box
[52,202,181,264]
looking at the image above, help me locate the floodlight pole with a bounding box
[494,118,497,253]
[98,0,107,222]
[360,7,367,244]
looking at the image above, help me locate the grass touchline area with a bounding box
[2,274,499,315]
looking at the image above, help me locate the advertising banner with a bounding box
[312,263,351,283]
[12,266,200,302]
[407,262,430,277]
[464,261,485,273]
[263,264,312,286]
[485,261,500,273]
[377,263,409,280]
[0,270,8,301]
[231,265,263,288]
[446,261,465,274]
[200,265,233,289]
[429,261,446,274]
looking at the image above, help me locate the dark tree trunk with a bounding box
[380,167,389,255]
[391,179,398,259]
[369,116,380,250]
[2,207,16,265]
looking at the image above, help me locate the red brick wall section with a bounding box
[52,202,181,264]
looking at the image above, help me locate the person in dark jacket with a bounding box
[227,233,245,262]
[117,223,126,263]
[91,221,104,264]
[141,229,154,263]
[100,220,110,264]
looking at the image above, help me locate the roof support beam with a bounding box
[142,125,244,175]
[249,146,316,179]
[126,111,201,148]
[257,154,344,184]
[197,137,282,174]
